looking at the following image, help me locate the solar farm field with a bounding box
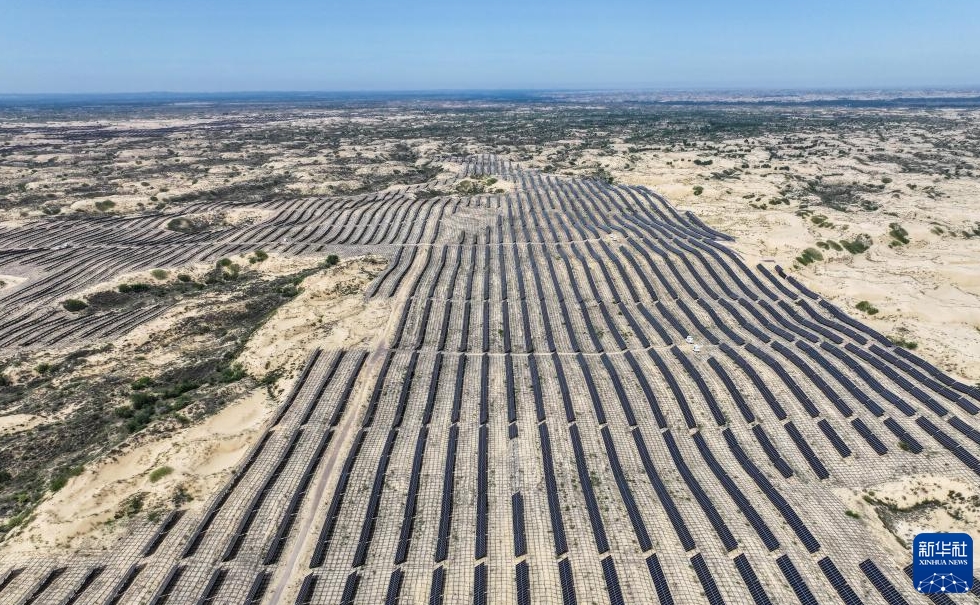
[2,154,979,604]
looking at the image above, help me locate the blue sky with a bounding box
[1,0,978,93]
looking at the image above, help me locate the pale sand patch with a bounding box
[0,413,45,436]
[237,256,390,378]
[836,476,980,575]
[0,274,27,290]
[2,388,272,554]
[223,206,273,225]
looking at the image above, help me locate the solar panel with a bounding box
[516,561,531,605]
[784,421,830,479]
[733,554,773,605]
[473,563,488,605]
[429,566,446,605]
[776,555,818,605]
[663,430,738,551]
[818,419,852,458]
[558,558,578,605]
[646,554,675,605]
[601,557,625,605]
[858,559,909,605]
[384,568,403,605]
[851,418,888,455]
[340,571,360,605]
[818,556,864,605]
[691,554,726,605]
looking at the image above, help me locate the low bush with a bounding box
[840,234,872,254]
[796,247,824,266]
[62,298,88,312]
[890,336,918,350]
[148,466,174,483]
[889,222,910,245]
[130,391,158,409]
[856,301,879,315]
[219,363,247,383]
[49,465,84,492]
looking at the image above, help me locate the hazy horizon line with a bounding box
[3,85,980,97]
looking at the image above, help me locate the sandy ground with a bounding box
[0,255,387,554]
[1,388,272,554]
[237,255,390,378]
[837,476,980,575]
[0,413,45,436]
[0,274,27,290]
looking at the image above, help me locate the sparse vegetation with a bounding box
[795,247,824,266]
[148,466,174,483]
[839,234,872,254]
[62,298,88,312]
[890,335,919,350]
[856,300,879,315]
[888,222,910,246]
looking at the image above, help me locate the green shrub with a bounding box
[889,222,910,245]
[840,234,872,254]
[796,247,824,266]
[177,273,192,282]
[130,391,158,409]
[49,465,84,492]
[118,282,150,293]
[150,269,169,280]
[161,381,199,399]
[325,254,340,267]
[35,363,53,375]
[890,336,918,350]
[131,376,153,390]
[62,299,88,312]
[845,510,860,519]
[251,249,269,262]
[94,199,116,211]
[693,186,704,196]
[148,466,174,483]
[218,258,233,267]
[115,493,145,518]
[220,363,246,383]
[856,301,879,315]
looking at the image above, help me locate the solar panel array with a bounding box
[2,154,978,603]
